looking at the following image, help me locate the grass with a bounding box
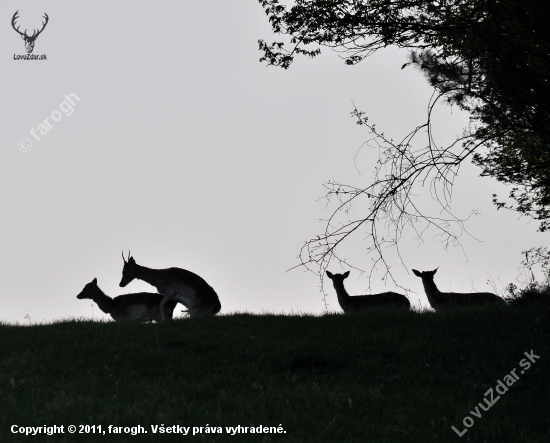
[1,305,549,442]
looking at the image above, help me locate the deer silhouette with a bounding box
[326,271,410,312]
[412,268,506,310]
[77,278,178,322]
[120,252,221,319]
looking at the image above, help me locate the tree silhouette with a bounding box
[258,0,550,285]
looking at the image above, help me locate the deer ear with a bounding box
[326,271,333,279]
[343,271,350,279]
[412,269,421,276]
[129,257,135,264]
[432,268,438,275]
[92,278,97,284]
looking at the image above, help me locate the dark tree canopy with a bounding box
[259,0,550,232]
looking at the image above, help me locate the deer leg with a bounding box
[160,293,172,320]
[160,291,177,321]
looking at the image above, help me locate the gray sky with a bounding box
[1,1,545,323]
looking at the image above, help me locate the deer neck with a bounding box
[91,288,113,314]
[422,278,441,297]
[332,281,351,304]
[133,264,164,289]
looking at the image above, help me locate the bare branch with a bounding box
[296,98,487,308]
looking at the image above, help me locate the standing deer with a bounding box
[326,271,410,313]
[119,252,221,319]
[412,268,506,310]
[76,278,178,322]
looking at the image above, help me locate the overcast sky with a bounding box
[1,1,545,323]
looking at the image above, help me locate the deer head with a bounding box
[12,11,49,54]
[76,278,99,299]
[120,251,137,287]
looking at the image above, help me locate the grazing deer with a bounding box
[326,271,410,313]
[412,268,506,310]
[119,252,221,319]
[76,278,178,322]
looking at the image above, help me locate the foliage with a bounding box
[522,246,550,283]
[507,247,550,304]
[507,281,550,306]
[258,0,550,277]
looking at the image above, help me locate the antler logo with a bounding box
[11,11,49,54]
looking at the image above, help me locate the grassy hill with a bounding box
[1,304,548,442]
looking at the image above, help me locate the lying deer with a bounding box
[77,278,178,322]
[326,271,410,313]
[120,252,221,319]
[412,268,506,310]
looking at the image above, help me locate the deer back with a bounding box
[342,292,410,313]
[110,293,178,322]
[430,291,505,310]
